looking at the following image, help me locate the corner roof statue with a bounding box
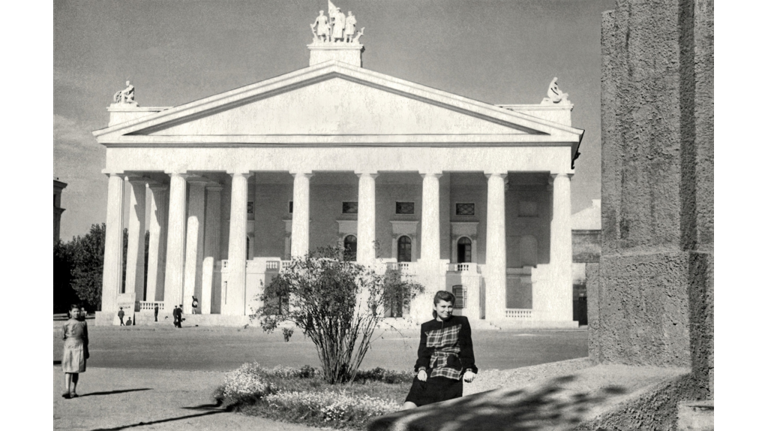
[311,1,363,45]
[541,77,569,105]
[113,80,137,105]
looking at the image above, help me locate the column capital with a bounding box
[355,171,379,178]
[419,171,442,179]
[102,170,125,179]
[166,171,191,179]
[227,170,252,177]
[484,172,508,179]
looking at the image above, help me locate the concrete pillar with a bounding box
[224,171,251,315]
[356,172,377,265]
[145,185,168,302]
[291,171,312,258]
[201,257,214,315]
[101,173,125,312]
[202,185,222,313]
[419,172,442,264]
[182,180,207,314]
[124,176,147,299]
[485,172,507,321]
[163,172,188,309]
[547,173,574,321]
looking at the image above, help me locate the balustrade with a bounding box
[448,262,477,273]
[139,301,165,311]
[505,308,533,319]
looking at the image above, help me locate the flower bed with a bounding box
[214,363,412,429]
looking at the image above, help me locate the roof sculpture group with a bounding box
[311,1,364,44]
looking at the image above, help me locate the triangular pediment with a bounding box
[94,61,583,145]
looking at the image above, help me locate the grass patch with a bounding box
[214,363,411,429]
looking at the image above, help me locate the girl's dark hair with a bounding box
[432,291,456,318]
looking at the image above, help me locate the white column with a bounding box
[124,177,147,300]
[291,172,312,258]
[146,184,168,302]
[163,172,188,309]
[183,180,207,314]
[356,172,377,265]
[202,185,222,314]
[419,172,442,264]
[485,172,508,321]
[547,173,574,321]
[224,171,251,315]
[101,173,125,312]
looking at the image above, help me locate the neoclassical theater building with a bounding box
[94,13,584,327]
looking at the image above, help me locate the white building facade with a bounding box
[94,29,584,328]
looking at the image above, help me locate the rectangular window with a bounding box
[452,285,466,309]
[342,202,358,214]
[396,202,415,214]
[456,203,475,216]
[288,201,293,213]
[519,201,538,217]
[247,201,254,214]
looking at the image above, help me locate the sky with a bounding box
[54,0,615,241]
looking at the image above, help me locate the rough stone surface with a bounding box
[368,363,688,431]
[598,0,713,397]
[596,252,692,367]
[677,400,714,431]
[572,230,601,263]
[587,1,715,428]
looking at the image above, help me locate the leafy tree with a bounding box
[67,224,108,311]
[253,246,424,384]
[53,240,78,313]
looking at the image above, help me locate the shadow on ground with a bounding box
[90,410,227,431]
[369,375,627,431]
[79,388,152,398]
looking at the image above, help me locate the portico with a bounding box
[94,17,583,328]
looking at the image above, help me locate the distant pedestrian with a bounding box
[173,305,182,328]
[117,307,125,326]
[192,296,199,314]
[154,304,159,322]
[61,304,89,399]
[402,291,477,410]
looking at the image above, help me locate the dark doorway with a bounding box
[397,236,412,262]
[343,235,357,261]
[457,237,472,263]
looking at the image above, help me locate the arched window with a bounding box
[343,235,357,261]
[457,237,472,263]
[397,236,412,262]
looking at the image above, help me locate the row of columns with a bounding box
[102,170,572,320]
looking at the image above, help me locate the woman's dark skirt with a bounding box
[404,375,463,406]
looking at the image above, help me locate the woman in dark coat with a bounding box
[61,304,89,398]
[402,291,477,409]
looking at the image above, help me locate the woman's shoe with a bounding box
[70,393,79,398]
[61,393,71,399]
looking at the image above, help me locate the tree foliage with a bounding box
[67,223,108,311]
[253,246,424,384]
[53,240,78,313]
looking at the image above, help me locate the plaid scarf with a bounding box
[426,324,463,380]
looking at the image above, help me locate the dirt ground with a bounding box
[52,324,588,430]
